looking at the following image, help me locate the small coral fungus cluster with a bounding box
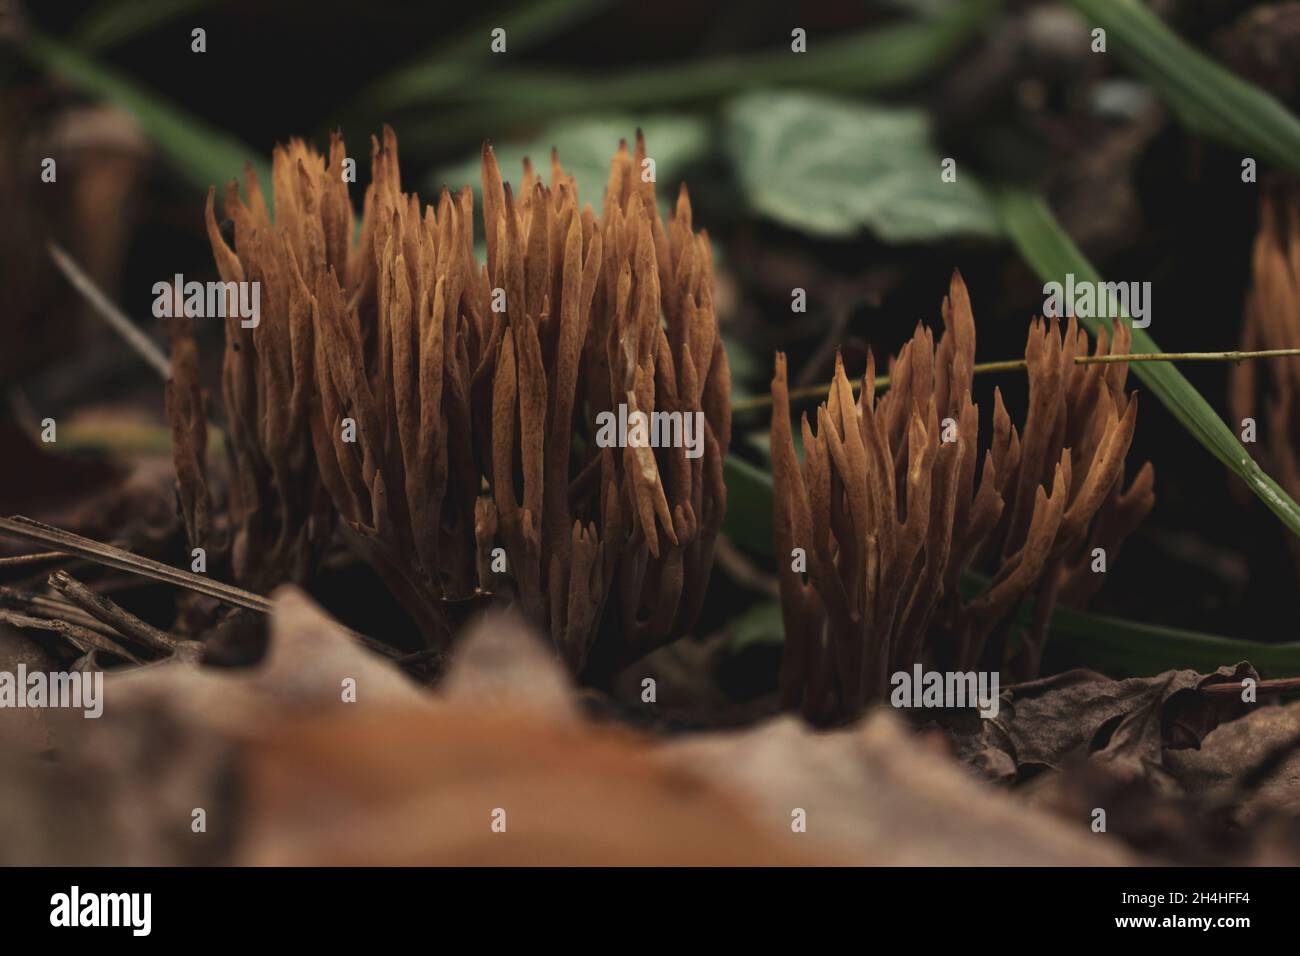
[770,273,1154,724]
[167,128,729,675]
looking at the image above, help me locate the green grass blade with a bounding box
[1068,0,1300,175]
[24,30,268,193]
[385,0,1002,129]
[357,0,619,113]
[75,0,214,52]
[991,186,1300,541]
[723,456,1298,675]
[1038,597,1300,678]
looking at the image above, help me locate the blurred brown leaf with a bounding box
[2,586,1266,866]
[664,709,1135,865]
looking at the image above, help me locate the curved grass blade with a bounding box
[719,465,1300,676]
[357,0,619,113]
[25,30,268,192]
[75,0,215,52]
[991,186,1300,542]
[957,571,1300,677]
[393,0,1003,138]
[1038,598,1300,678]
[1068,0,1300,175]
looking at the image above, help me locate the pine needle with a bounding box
[47,241,172,380]
[733,347,1300,413]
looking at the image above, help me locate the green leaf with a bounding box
[991,186,1300,542]
[1068,0,1300,176]
[722,455,776,559]
[724,91,1001,242]
[728,600,784,654]
[26,31,268,193]
[430,114,710,211]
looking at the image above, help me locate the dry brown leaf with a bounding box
[1166,699,1300,823]
[663,709,1136,865]
[238,707,822,866]
[0,628,61,752]
[959,663,1258,788]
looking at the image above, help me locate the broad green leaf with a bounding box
[26,31,268,193]
[991,186,1300,542]
[1068,0,1300,176]
[431,114,710,211]
[724,91,1000,241]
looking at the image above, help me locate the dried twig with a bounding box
[0,516,402,660]
[0,515,271,612]
[0,608,143,663]
[47,569,185,655]
[0,586,121,637]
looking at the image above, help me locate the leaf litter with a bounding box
[1,581,1295,864]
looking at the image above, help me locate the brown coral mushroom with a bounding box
[771,271,1153,725]
[168,128,729,671]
